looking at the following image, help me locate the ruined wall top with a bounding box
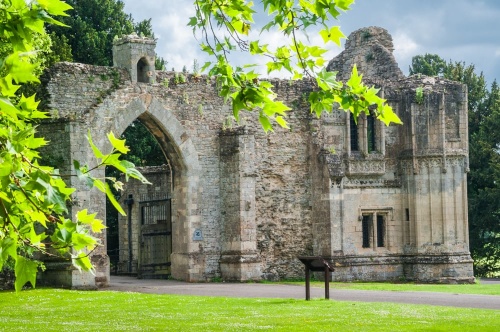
[113,33,156,47]
[326,26,404,81]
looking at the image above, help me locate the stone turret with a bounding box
[112,34,156,84]
[327,26,404,81]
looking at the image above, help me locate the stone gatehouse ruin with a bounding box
[38,27,474,288]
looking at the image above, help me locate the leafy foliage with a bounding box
[45,0,135,66]
[0,0,148,291]
[410,54,500,277]
[444,62,499,277]
[190,0,402,132]
[119,120,165,167]
[468,81,500,276]
[46,0,166,68]
[409,53,447,77]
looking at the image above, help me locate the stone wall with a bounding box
[37,27,474,287]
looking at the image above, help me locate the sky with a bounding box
[121,0,500,85]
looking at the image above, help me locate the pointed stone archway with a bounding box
[92,95,203,282]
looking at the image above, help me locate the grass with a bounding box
[274,280,500,296]
[0,289,499,331]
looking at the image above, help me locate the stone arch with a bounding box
[92,95,202,281]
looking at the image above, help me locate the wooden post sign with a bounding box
[297,256,335,300]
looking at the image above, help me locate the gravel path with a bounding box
[102,276,500,310]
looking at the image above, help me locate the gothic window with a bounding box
[361,212,387,249]
[348,113,382,155]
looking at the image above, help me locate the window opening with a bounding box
[350,115,359,151]
[137,58,149,83]
[376,215,385,247]
[362,215,372,248]
[361,212,388,249]
[367,115,376,153]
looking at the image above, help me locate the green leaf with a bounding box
[262,100,291,117]
[4,53,39,84]
[77,209,106,233]
[0,161,13,177]
[37,0,73,17]
[336,0,355,11]
[319,26,345,46]
[259,113,273,133]
[231,91,245,122]
[72,232,97,251]
[23,15,45,34]
[347,64,362,89]
[18,94,41,113]
[77,209,96,224]
[27,210,48,228]
[14,256,38,292]
[275,115,289,129]
[72,253,94,273]
[36,177,68,214]
[0,75,21,97]
[104,181,126,216]
[0,97,20,119]
[87,131,104,159]
[378,104,403,126]
[118,160,150,184]
[316,69,342,90]
[188,16,198,27]
[107,132,130,154]
[0,237,16,269]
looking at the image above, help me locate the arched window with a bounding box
[137,58,150,83]
[348,113,382,155]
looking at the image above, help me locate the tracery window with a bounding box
[348,112,383,155]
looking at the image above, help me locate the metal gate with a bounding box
[138,196,172,279]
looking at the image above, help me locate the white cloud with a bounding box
[155,12,198,71]
[392,31,420,74]
[121,0,500,82]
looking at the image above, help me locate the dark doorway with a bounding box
[106,119,168,275]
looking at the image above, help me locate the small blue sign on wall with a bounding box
[193,229,203,241]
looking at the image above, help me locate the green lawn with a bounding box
[0,289,498,331]
[276,280,500,296]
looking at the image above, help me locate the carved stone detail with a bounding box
[346,159,385,175]
[399,156,466,174]
[342,178,400,189]
[324,153,345,179]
